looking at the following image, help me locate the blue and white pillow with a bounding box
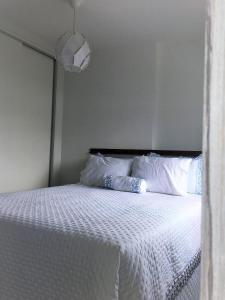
[187,155,202,195]
[103,175,147,194]
[104,175,113,189]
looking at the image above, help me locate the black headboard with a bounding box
[90,148,201,157]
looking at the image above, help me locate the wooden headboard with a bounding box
[89,148,202,157]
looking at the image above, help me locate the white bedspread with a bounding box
[0,184,201,300]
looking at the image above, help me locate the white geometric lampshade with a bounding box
[55,32,91,72]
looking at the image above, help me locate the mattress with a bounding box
[0,184,201,300]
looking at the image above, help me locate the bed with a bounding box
[0,149,202,300]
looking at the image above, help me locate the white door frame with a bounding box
[201,0,225,298]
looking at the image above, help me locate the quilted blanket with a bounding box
[0,184,201,300]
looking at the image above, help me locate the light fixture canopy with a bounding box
[55,0,91,73]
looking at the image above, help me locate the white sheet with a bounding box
[0,184,201,300]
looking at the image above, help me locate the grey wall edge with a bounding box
[49,63,65,187]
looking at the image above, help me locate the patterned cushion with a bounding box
[103,175,147,194]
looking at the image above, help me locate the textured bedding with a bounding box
[0,184,201,300]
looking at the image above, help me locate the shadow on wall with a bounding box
[60,157,87,185]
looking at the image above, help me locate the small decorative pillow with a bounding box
[103,176,147,194]
[80,155,133,187]
[188,155,202,194]
[132,156,192,196]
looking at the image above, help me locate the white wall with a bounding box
[61,44,156,183]
[60,40,204,184]
[0,32,54,192]
[152,41,204,150]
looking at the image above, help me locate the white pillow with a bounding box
[149,153,202,195]
[131,156,192,196]
[80,155,133,187]
[188,155,202,194]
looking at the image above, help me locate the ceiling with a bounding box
[0,0,205,53]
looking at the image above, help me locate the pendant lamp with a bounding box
[55,0,91,72]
